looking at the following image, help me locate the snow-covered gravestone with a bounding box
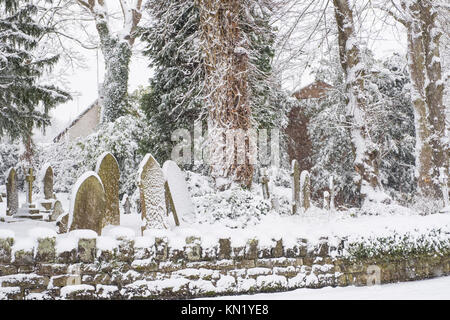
[329,175,335,211]
[300,170,311,211]
[138,154,169,232]
[162,160,195,225]
[323,191,330,210]
[291,160,300,215]
[6,168,18,216]
[96,152,120,228]
[260,168,270,200]
[68,172,106,235]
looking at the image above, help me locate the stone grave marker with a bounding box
[5,168,18,216]
[300,170,311,211]
[260,168,270,200]
[68,172,106,235]
[291,160,300,215]
[96,152,120,228]
[329,175,335,211]
[138,154,169,231]
[162,160,196,225]
[121,194,131,215]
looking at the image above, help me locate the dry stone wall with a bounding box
[0,231,449,300]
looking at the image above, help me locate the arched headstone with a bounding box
[68,172,106,235]
[96,152,120,228]
[162,160,195,225]
[6,168,18,216]
[138,154,169,231]
[300,170,311,211]
[291,160,300,214]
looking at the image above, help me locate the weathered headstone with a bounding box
[50,200,64,221]
[162,160,195,225]
[41,165,54,200]
[439,168,449,211]
[5,168,18,216]
[300,170,311,211]
[260,168,270,200]
[68,172,106,235]
[121,194,131,215]
[96,152,120,228]
[56,213,69,234]
[138,154,169,232]
[329,175,335,211]
[323,191,330,210]
[291,160,300,214]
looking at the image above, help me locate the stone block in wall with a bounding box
[235,259,256,269]
[256,275,288,293]
[154,237,168,261]
[78,238,96,263]
[272,239,284,258]
[117,239,134,263]
[185,237,202,262]
[96,284,120,299]
[0,286,22,300]
[0,264,17,276]
[51,274,82,287]
[131,258,158,273]
[255,259,273,268]
[14,249,34,266]
[0,237,14,264]
[36,264,68,277]
[56,248,77,264]
[245,239,258,260]
[60,284,95,300]
[168,248,185,263]
[218,238,231,260]
[0,274,49,292]
[159,261,184,273]
[36,237,56,263]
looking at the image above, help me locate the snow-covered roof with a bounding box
[53,99,99,143]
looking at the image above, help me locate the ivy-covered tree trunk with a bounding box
[197,0,254,190]
[333,0,385,204]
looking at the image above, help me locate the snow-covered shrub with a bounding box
[307,53,416,207]
[37,107,151,196]
[0,142,20,185]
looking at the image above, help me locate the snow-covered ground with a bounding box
[203,276,450,300]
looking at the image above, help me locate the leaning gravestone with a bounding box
[138,154,169,231]
[300,170,311,211]
[291,160,300,215]
[162,160,195,225]
[68,172,106,235]
[5,168,18,216]
[96,152,120,228]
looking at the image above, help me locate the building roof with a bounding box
[53,99,99,143]
[292,80,333,100]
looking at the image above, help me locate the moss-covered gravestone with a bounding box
[300,170,311,211]
[96,152,120,228]
[291,160,300,214]
[68,172,106,235]
[138,154,169,232]
[41,165,54,200]
[6,168,18,216]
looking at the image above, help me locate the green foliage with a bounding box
[0,0,71,140]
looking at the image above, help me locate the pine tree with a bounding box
[0,0,71,141]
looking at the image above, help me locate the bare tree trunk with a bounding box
[197,0,253,190]
[333,0,383,204]
[405,16,435,197]
[420,1,448,196]
[77,0,142,124]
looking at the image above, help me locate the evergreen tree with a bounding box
[139,0,292,168]
[0,0,71,141]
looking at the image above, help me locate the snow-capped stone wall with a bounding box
[0,228,449,300]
